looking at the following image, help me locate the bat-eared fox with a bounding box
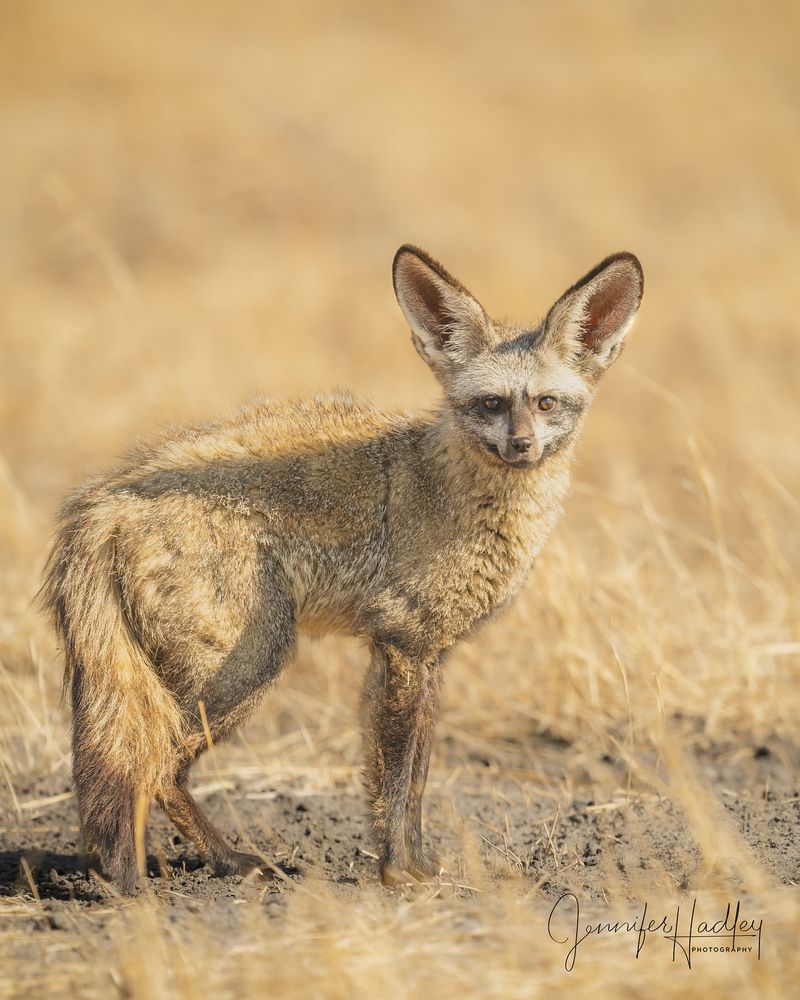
[41,245,643,891]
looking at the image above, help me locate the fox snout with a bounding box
[483,405,544,468]
[508,432,542,463]
[483,429,544,468]
[492,431,544,468]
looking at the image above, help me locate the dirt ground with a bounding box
[2,728,797,935]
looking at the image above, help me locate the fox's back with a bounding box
[58,395,428,656]
[81,393,412,527]
[116,393,404,486]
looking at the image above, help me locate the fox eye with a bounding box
[538,396,557,412]
[483,396,502,411]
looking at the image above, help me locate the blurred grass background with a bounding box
[0,1,798,996]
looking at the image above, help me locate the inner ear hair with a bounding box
[545,252,643,367]
[393,248,462,348]
[393,245,491,365]
[579,254,643,349]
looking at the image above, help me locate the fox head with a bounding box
[393,246,643,470]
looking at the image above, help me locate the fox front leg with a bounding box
[405,661,446,880]
[361,645,444,885]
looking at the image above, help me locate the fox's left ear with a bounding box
[542,253,644,374]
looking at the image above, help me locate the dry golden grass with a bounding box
[0,1,798,997]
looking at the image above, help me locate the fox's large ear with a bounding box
[542,253,643,374]
[393,246,492,372]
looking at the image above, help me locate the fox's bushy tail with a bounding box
[39,490,185,887]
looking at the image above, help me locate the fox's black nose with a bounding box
[510,436,532,453]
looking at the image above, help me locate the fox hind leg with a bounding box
[157,759,266,878]
[161,589,297,879]
[72,744,146,894]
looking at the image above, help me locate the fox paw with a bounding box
[214,850,269,879]
[380,855,451,887]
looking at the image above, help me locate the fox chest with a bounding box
[364,513,545,654]
[430,527,536,639]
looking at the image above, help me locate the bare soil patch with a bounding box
[2,732,797,942]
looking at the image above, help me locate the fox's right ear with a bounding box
[393,246,492,373]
